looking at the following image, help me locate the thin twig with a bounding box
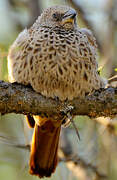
[70,118,80,141]
[108,75,117,83]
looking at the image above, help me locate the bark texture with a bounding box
[0,81,117,118]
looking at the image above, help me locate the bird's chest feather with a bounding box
[26,29,100,100]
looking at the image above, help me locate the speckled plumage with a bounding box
[8,6,104,101]
[8,5,105,178]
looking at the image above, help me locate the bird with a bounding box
[7,5,105,178]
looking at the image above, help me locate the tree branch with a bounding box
[59,156,107,180]
[0,80,117,119]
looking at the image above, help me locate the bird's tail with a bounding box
[29,119,61,178]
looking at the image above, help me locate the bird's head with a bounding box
[38,5,77,30]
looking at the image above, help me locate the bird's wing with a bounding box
[80,28,97,48]
[8,29,31,84]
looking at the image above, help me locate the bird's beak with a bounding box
[62,9,77,24]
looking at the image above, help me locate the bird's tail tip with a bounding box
[29,121,61,178]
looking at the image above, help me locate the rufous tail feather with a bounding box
[29,120,61,178]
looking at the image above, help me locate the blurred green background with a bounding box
[0,0,117,180]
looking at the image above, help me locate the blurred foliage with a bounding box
[0,0,117,180]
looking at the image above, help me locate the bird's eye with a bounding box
[52,13,58,19]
